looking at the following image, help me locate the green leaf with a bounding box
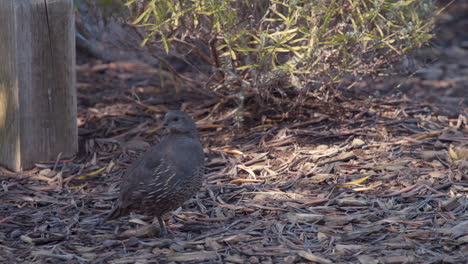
[160,32,170,53]
[390,0,417,7]
[236,64,262,70]
[132,8,152,25]
[141,30,156,47]
[235,47,260,52]
[125,0,138,7]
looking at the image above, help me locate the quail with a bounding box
[105,111,205,235]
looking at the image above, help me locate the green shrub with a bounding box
[84,0,436,114]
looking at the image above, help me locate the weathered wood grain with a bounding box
[0,0,77,171]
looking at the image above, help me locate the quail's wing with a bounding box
[117,149,175,209]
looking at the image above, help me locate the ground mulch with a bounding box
[1,2,467,264]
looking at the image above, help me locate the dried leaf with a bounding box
[357,255,379,264]
[284,213,324,223]
[351,138,365,149]
[68,184,87,190]
[429,171,445,178]
[451,220,468,238]
[353,183,382,191]
[458,148,468,159]
[297,250,333,264]
[317,232,328,240]
[229,178,263,184]
[222,234,251,244]
[211,146,246,156]
[338,176,370,188]
[335,244,363,255]
[87,167,106,176]
[224,254,244,263]
[337,198,369,206]
[123,140,150,151]
[146,125,164,134]
[416,131,440,140]
[380,255,415,264]
[20,235,34,245]
[449,145,459,160]
[118,224,160,238]
[205,238,223,250]
[237,164,257,178]
[166,251,217,262]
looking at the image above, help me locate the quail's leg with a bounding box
[157,216,168,235]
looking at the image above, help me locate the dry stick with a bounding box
[170,45,210,78]
[128,26,208,89]
[191,220,241,242]
[401,184,429,197]
[382,183,419,197]
[149,48,204,86]
[172,38,213,65]
[111,122,149,140]
[195,217,229,222]
[435,182,452,190]
[53,152,63,171]
[0,216,14,224]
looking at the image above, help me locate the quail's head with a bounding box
[163,111,197,135]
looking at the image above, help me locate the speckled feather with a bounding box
[105,112,204,222]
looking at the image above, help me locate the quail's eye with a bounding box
[173,117,179,122]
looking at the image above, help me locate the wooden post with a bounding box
[0,0,77,172]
